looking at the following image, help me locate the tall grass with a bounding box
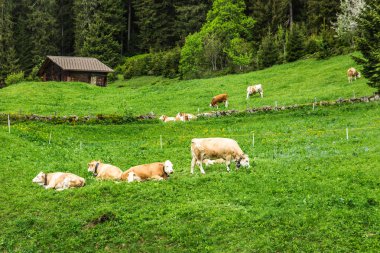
[0,54,376,116]
[1,102,379,252]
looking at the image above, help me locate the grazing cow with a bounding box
[159,115,177,122]
[210,93,228,108]
[175,112,197,121]
[32,172,85,191]
[347,67,361,83]
[246,84,263,99]
[121,160,174,182]
[88,161,123,180]
[190,138,250,174]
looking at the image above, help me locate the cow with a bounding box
[246,84,263,99]
[32,172,85,191]
[347,67,361,83]
[120,160,174,182]
[190,138,250,174]
[175,112,197,121]
[159,115,177,122]
[87,161,123,180]
[210,93,228,108]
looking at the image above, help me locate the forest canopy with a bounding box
[0,0,377,83]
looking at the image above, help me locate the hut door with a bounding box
[91,75,97,85]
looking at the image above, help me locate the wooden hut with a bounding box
[38,56,114,87]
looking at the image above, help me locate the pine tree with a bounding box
[354,2,380,92]
[74,0,124,66]
[73,0,97,55]
[0,0,19,82]
[257,32,279,69]
[307,0,340,34]
[13,0,34,73]
[132,0,176,52]
[174,0,212,44]
[58,0,75,55]
[28,0,60,67]
[286,23,305,62]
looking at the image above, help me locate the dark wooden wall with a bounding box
[40,62,108,86]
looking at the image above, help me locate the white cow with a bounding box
[191,138,250,174]
[347,67,361,83]
[247,84,263,99]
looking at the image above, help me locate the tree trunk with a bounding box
[289,0,293,31]
[127,0,131,51]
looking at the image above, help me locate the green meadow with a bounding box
[1,54,379,252]
[1,102,379,252]
[0,54,377,117]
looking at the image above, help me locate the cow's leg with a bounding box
[152,175,164,181]
[246,92,250,99]
[199,162,206,174]
[260,91,263,98]
[225,160,231,172]
[191,157,197,174]
[44,178,56,189]
[225,100,228,108]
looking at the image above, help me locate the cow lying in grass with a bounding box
[88,161,123,180]
[175,112,197,121]
[32,172,85,191]
[191,138,250,174]
[210,93,228,108]
[159,115,177,122]
[121,160,174,182]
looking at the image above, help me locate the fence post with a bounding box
[252,133,255,147]
[48,131,52,144]
[346,128,349,141]
[80,141,82,150]
[160,135,163,149]
[8,115,10,133]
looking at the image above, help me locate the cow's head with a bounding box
[88,161,100,173]
[164,160,174,174]
[236,154,250,168]
[32,172,45,184]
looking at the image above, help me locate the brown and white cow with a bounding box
[121,160,174,182]
[87,161,123,180]
[159,115,177,122]
[210,93,228,108]
[175,112,197,121]
[190,138,250,174]
[246,84,263,99]
[32,172,85,191]
[347,67,361,83]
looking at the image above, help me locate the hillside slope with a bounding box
[0,54,376,116]
[1,102,379,252]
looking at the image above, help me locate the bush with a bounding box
[5,71,24,86]
[118,48,181,80]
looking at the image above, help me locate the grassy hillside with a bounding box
[0,54,377,117]
[1,102,379,252]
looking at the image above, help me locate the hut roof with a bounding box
[41,56,114,73]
